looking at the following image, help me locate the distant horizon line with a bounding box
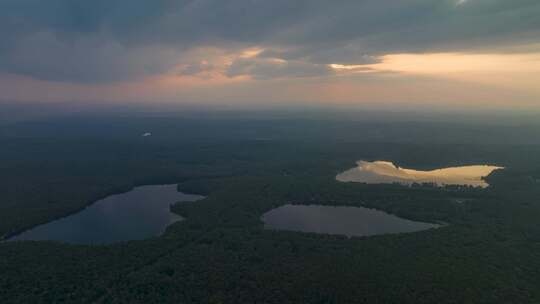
[2,100,540,126]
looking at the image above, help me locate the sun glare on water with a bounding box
[336,160,503,188]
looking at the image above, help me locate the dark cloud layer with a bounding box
[226,58,333,79]
[1,0,539,82]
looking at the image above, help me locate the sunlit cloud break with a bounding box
[0,0,539,109]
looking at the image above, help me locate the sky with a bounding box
[1,0,540,111]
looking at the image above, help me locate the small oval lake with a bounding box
[262,205,441,237]
[10,184,204,244]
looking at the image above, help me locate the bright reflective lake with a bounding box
[262,205,441,237]
[10,184,204,244]
[337,160,503,188]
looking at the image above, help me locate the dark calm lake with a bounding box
[262,204,441,237]
[10,184,204,244]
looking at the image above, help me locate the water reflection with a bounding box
[337,160,503,188]
[10,184,204,244]
[262,204,440,237]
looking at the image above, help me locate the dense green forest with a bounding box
[1,114,540,303]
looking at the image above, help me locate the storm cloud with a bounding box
[1,0,539,82]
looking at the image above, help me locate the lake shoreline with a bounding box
[262,203,443,238]
[337,160,504,188]
[5,182,204,244]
